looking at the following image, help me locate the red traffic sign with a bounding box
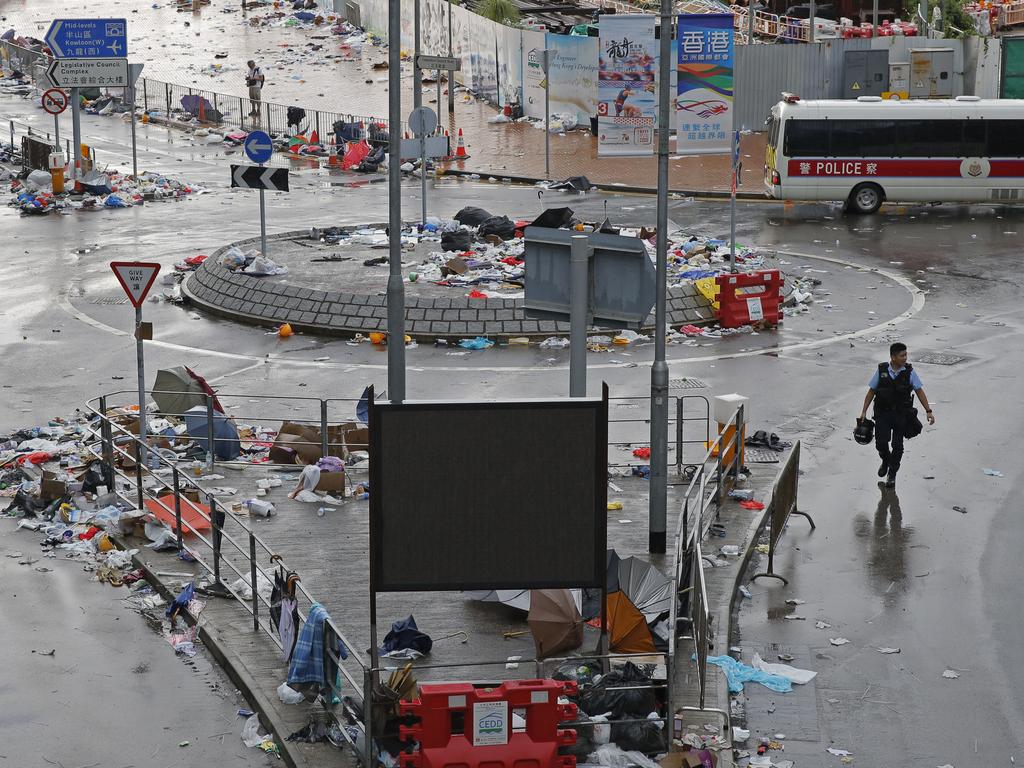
[42,88,69,116]
[110,261,161,308]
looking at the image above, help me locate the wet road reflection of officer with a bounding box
[859,342,934,488]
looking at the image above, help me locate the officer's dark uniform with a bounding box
[873,362,915,477]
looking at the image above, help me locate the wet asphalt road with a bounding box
[0,521,275,767]
[2,80,1024,765]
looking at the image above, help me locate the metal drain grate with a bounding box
[744,447,781,464]
[915,352,966,366]
[669,377,708,389]
[90,296,129,305]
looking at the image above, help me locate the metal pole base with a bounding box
[792,509,817,530]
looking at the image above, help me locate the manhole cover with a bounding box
[669,377,708,389]
[915,352,966,366]
[744,447,781,464]
[90,296,129,305]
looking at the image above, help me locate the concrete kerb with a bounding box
[442,167,768,201]
[181,228,716,339]
[118,540,313,768]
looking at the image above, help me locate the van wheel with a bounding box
[847,183,883,214]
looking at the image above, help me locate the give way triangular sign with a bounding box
[110,261,161,308]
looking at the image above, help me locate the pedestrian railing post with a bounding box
[165,83,170,115]
[135,433,145,511]
[143,79,148,113]
[320,400,329,458]
[206,395,216,470]
[239,96,245,128]
[250,530,259,632]
[363,668,374,768]
[734,404,744,484]
[172,466,184,551]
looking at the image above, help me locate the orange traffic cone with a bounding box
[328,142,340,167]
[198,98,206,124]
[454,128,468,158]
[310,129,319,145]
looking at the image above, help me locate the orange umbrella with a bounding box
[604,591,657,654]
[528,589,584,660]
[144,494,211,534]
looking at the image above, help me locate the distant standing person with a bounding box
[246,60,265,117]
[858,342,935,487]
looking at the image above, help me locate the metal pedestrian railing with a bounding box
[752,441,815,585]
[0,39,404,143]
[82,393,370,753]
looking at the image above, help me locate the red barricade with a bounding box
[714,269,784,328]
[399,679,578,768]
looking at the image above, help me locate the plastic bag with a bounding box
[591,744,660,768]
[241,714,268,747]
[610,716,666,754]
[454,206,492,226]
[441,230,472,252]
[477,215,516,240]
[578,662,656,718]
[278,682,305,705]
[559,713,597,757]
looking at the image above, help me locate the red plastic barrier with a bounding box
[399,679,578,768]
[714,270,784,328]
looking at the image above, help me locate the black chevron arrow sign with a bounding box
[230,164,289,192]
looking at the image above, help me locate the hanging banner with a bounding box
[546,33,599,126]
[675,14,734,156]
[597,15,657,157]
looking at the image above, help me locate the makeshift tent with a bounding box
[144,493,211,533]
[180,94,222,122]
[184,405,241,460]
[604,591,656,654]
[529,589,584,659]
[152,366,225,416]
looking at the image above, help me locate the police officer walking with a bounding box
[859,342,935,487]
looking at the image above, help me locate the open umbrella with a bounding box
[465,589,583,613]
[184,405,241,460]
[153,366,224,417]
[529,589,584,660]
[617,556,673,622]
[464,589,533,612]
[144,493,211,534]
[604,591,656,654]
[529,206,575,230]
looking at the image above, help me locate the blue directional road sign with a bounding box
[46,18,128,59]
[244,131,274,164]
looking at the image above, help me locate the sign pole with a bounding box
[53,113,60,153]
[447,0,455,115]
[71,87,81,180]
[569,234,589,397]
[414,0,422,113]
[543,49,551,181]
[730,130,738,274]
[420,133,428,223]
[135,303,148,467]
[129,84,138,178]
[259,163,268,258]
[387,0,407,403]
[649,5,672,555]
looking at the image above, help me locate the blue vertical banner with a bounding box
[597,15,657,157]
[676,14,734,156]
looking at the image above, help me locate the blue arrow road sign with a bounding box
[46,18,127,59]
[244,131,274,164]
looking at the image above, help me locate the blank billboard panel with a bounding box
[369,396,607,592]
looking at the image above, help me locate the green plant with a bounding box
[476,0,520,25]
[929,0,977,37]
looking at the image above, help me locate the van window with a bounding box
[784,119,829,157]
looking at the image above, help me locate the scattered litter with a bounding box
[827,748,853,757]
[877,647,901,654]
[942,669,960,679]
[785,599,806,605]
[983,468,1004,477]
[829,638,850,646]
[815,621,832,629]
[739,585,752,599]
[953,505,968,514]
[751,652,817,685]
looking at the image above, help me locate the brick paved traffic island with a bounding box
[182,229,716,339]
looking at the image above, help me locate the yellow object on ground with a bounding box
[695,277,720,310]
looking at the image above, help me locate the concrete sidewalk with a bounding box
[103,442,789,768]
